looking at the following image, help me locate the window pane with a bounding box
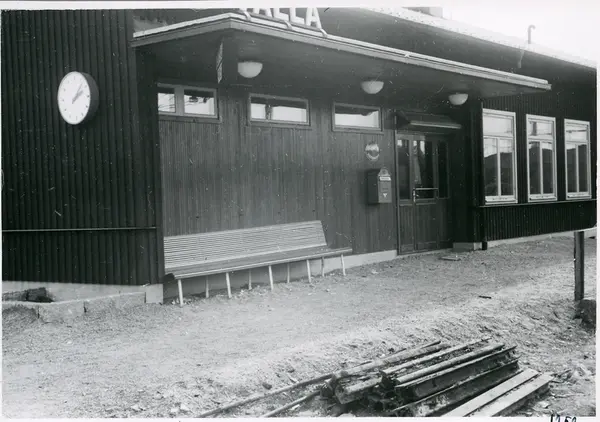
[566,144,578,193]
[413,140,434,199]
[578,144,589,192]
[438,141,449,198]
[542,142,554,195]
[397,139,411,200]
[483,137,498,197]
[158,87,175,113]
[334,105,380,129]
[529,142,541,195]
[483,114,513,137]
[250,96,308,123]
[527,119,553,137]
[499,138,514,196]
[565,124,589,142]
[184,89,216,116]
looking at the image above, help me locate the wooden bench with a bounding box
[164,221,352,306]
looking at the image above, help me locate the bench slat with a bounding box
[168,247,353,278]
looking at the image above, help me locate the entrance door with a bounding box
[396,132,452,253]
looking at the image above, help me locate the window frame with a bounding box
[332,102,383,132]
[157,83,219,119]
[525,114,557,202]
[248,93,310,126]
[482,109,518,204]
[564,118,592,200]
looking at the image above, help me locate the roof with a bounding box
[132,11,551,95]
[365,7,597,70]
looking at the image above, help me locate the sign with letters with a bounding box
[241,8,322,29]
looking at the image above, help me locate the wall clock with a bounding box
[57,71,100,125]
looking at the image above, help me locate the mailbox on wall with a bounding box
[366,167,392,204]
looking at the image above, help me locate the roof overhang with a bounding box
[132,11,552,97]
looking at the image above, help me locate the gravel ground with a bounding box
[2,236,596,418]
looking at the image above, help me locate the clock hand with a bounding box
[72,83,83,104]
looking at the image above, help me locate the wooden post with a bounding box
[248,269,252,290]
[341,254,346,276]
[205,276,209,298]
[306,260,312,283]
[268,265,274,291]
[177,279,184,307]
[226,272,232,299]
[574,230,585,301]
[286,263,290,283]
[321,257,325,277]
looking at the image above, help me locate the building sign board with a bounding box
[241,8,322,29]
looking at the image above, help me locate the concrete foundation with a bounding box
[1,281,163,304]
[83,292,146,313]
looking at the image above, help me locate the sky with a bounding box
[438,0,598,62]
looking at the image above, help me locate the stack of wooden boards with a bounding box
[325,338,552,417]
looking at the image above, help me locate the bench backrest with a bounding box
[164,221,328,269]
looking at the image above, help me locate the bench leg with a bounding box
[225,272,232,299]
[287,263,290,283]
[341,254,346,276]
[321,257,325,277]
[205,276,209,299]
[248,269,252,290]
[177,279,184,307]
[268,265,274,291]
[306,259,312,283]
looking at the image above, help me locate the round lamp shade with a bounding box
[448,92,469,105]
[237,61,263,78]
[361,80,384,94]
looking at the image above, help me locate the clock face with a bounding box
[57,72,99,125]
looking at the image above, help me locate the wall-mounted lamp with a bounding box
[361,80,384,95]
[448,92,469,106]
[238,61,263,78]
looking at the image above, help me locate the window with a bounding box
[249,94,309,124]
[157,84,217,117]
[526,115,557,201]
[565,119,591,199]
[334,103,381,130]
[482,109,517,203]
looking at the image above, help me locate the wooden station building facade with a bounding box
[1,7,596,297]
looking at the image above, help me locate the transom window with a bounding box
[565,119,591,199]
[526,115,557,201]
[482,109,517,203]
[333,103,381,130]
[249,94,309,124]
[157,84,217,117]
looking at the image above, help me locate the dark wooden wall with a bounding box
[470,85,597,241]
[159,85,398,254]
[1,10,163,285]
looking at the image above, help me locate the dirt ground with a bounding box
[2,236,596,418]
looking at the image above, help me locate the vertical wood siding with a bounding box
[474,87,597,241]
[1,11,162,285]
[159,87,398,254]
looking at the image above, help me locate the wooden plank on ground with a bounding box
[470,372,552,417]
[388,360,520,417]
[445,368,540,416]
[395,346,517,401]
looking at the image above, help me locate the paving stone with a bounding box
[83,292,146,314]
[37,300,84,323]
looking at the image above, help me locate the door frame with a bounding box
[394,130,452,253]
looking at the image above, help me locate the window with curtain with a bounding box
[565,119,591,199]
[482,109,517,203]
[526,115,557,201]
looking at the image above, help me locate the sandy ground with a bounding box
[2,236,596,418]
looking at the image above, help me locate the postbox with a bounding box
[366,167,392,204]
